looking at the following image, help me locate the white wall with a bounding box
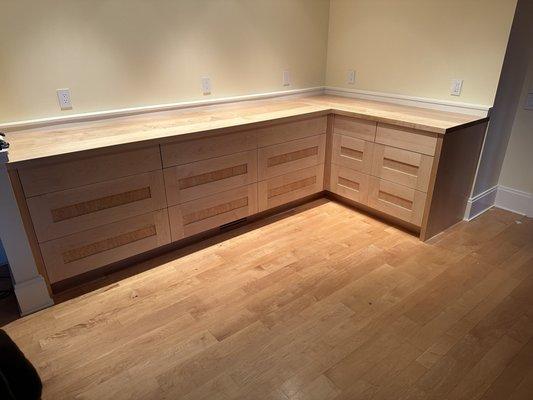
[325,0,517,106]
[0,0,330,124]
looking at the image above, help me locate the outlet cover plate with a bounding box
[56,89,72,110]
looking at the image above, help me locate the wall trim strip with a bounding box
[496,185,533,217]
[0,87,325,132]
[464,185,498,221]
[325,86,491,117]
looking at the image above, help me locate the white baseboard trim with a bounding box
[1,86,325,131]
[14,276,54,316]
[325,86,491,117]
[464,186,498,221]
[495,185,533,217]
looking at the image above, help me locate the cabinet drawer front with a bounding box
[332,134,373,174]
[28,171,167,243]
[258,165,324,212]
[334,116,376,141]
[256,116,327,147]
[376,123,437,156]
[258,134,325,180]
[368,177,427,226]
[330,164,369,205]
[19,146,161,197]
[164,151,257,206]
[161,131,257,167]
[169,184,258,241]
[41,210,171,283]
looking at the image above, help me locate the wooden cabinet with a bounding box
[258,165,323,211]
[256,116,327,147]
[332,134,373,174]
[161,131,257,167]
[164,151,257,206]
[371,144,433,192]
[168,184,258,241]
[375,123,437,156]
[333,115,376,141]
[27,171,167,243]
[329,164,369,205]
[258,134,326,180]
[19,146,161,197]
[40,210,171,283]
[368,177,427,226]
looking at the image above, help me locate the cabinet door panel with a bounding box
[376,123,437,156]
[330,164,370,205]
[161,131,257,167]
[164,151,257,206]
[258,135,325,180]
[333,116,376,141]
[41,210,171,283]
[168,184,258,241]
[372,144,433,192]
[258,165,324,212]
[256,116,327,147]
[332,134,373,174]
[368,177,426,226]
[27,171,167,242]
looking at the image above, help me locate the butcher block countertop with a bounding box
[4,94,488,168]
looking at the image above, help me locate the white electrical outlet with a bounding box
[56,88,72,109]
[283,70,291,86]
[201,77,211,95]
[347,70,356,85]
[450,79,463,96]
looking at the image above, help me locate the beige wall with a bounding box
[499,57,533,194]
[326,0,517,106]
[0,0,330,124]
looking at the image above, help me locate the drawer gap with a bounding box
[268,176,317,199]
[383,158,419,176]
[338,177,360,192]
[62,225,157,263]
[178,164,248,190]
[340,146,363,161]
[267,146,318,167]
[378,190,413,210]
[51,187,152,222]
[183,197,249,225]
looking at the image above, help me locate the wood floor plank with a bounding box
[2,200,532,400]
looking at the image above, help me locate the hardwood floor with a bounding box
[3,199,533,400]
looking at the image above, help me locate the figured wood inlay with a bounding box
[268,176,316,199]
[338,177,360,191]
[51,187,152,222]
[340,146,363,161]
[267,147,318,167]
[62,225,157,263]
[183,197,249,225]
[178,164,248,190]
[378,191,413,210]
[383,158,419,176]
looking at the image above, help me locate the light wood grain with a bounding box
[18,146,162,197]
[5,95,485,167]
[163,150,257,206]
[3,202,531,400]
[27,171,167,243]
[256,116,327,148]
[168,184,258,241]
[258,165,324,211]
[329,164,370,205]
[161,130,257,168]
[40,210,171,283]
[376,123,438,156]
[333,115,377,141]
[368,176,427,226]
[371,143,433,192]
[258,134,326,180]
[332,134,374,174]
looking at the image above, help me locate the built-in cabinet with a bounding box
[12,110,483,289]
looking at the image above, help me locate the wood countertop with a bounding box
[4,94,487,168]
